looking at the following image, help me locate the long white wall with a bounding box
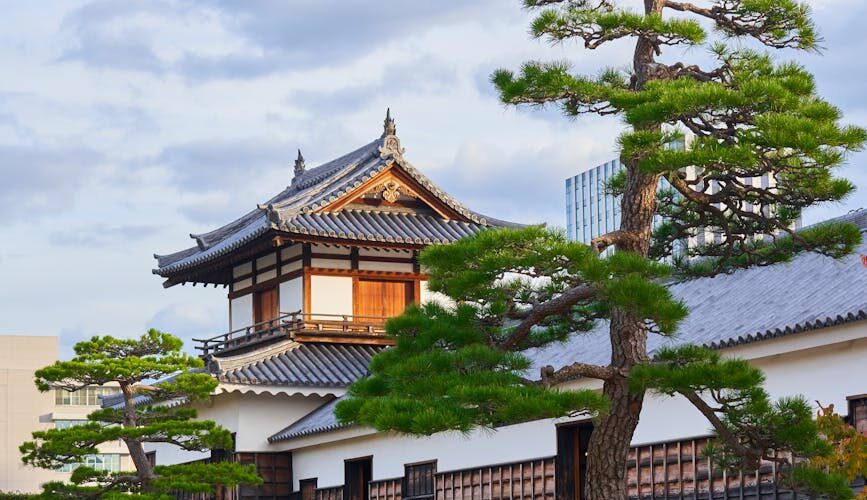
[290,419,558,489]
[285,321,867,488]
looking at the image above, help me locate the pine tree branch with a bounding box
[541,362,616,386]
[589,229,639,252]
[498,284,597,351]
[663,0,817,49]
[679,389,762,468]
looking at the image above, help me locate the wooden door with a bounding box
[355,279,413,319]
[556,421,593,500]
[300,478,317,500]
[344,457,372,500]
[253,287,279,328]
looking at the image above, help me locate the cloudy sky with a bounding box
[1,0,864,356]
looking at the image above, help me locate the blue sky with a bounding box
[1,0,864,356]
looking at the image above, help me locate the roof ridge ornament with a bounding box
[292,149,306,182]
[378,108,405,162]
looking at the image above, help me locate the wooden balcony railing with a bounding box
[194,311,392,356]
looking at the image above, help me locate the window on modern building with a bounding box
[55,386,121,406]
[59,454,120,473]
[403,461,436,500]
[55,419,89,429]
[848,395,867,436]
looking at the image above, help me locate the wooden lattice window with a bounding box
[403,461,436,500]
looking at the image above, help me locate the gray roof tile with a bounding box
[526,209,867,373]
[268,398,348,442]
[154,134,519,278]
[218,343,384,388]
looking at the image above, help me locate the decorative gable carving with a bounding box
[315,165,467,221]
[381,180,402,203]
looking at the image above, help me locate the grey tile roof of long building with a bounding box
[525,209,867,373]
[217,342,384,388]
[154,129,520,279]
[268,210,867,444]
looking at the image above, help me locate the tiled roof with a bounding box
[268,398,348,443]
[100,370,202,410]
[154,128,519,280]
[217,342,384,388]
[525,209,867,373]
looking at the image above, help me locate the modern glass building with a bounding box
[565,158,799,253]
[565,159,624,245]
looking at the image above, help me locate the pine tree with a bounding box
[338,1,866,499]
[20,330,262,499]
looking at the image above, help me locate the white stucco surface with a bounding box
[290,419,559,489]
[147,391,328,465]
[357,261,414,272]
[230,294,253,330]
[310,275,353,317]
[279,278,303,314]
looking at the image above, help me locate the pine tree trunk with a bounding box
[583,0,664,485]
[584,163,659,499]
[121,383,156,490]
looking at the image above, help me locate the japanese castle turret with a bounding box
[154,111,517,357]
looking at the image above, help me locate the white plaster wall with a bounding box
[359,248,412,258]
[145,391,327,464]
[312,258,351,270]
[281,244,303,260]
[234,277,253,290]
[280,278,303,315]
[258,269,277,282]
[290,419,558,489]
[235,393,326,452]
[256,253,277,269]
[281,260,303,275]
[233,262,252,278]
[230,294,253,330]
[310,275,353,317]
[419,280,453,308]
[358,261,413,273]
[145,392,241,465]
[312,244,351,255]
